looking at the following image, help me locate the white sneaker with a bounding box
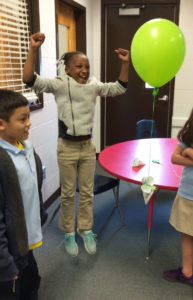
[77,229,97,255]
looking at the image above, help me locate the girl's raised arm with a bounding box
[23,33,45,83]
[114,48,129,83]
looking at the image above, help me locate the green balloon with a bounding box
[131,18,186,87]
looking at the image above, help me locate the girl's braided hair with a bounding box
[177,108,193,147]
[59,51,85,66]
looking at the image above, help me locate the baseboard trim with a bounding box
[172,117,187,127]
[44,187,61,210]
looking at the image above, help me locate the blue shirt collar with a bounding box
[0,138,32,155]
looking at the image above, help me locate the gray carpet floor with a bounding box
[35,178,193,300]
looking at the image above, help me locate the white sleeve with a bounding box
[32,74,64,94]
[96,80,127,97]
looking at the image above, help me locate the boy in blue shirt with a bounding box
[0,90,47,299]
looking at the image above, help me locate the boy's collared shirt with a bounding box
[0,138,42,249]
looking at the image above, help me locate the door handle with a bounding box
[158,95,168,101]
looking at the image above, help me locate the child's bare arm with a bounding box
[23,32,45,83]
[114,48,129,83]
[182,147,193,160]
[171,144,193,166]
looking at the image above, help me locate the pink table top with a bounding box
[99,138,182,191]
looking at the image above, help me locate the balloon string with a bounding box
[147,87,159,179]
[151,87,159,137]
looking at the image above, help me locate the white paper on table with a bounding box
[133,157,145,167]
[141,176,157,205]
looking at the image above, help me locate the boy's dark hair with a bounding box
[0,89,28,121]
[59,51,85,66]
[177,108,193,147]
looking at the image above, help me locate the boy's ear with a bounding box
[0,118,7,131]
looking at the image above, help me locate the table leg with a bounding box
[146,193,155,260]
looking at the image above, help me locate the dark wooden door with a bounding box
[101,1,180,148]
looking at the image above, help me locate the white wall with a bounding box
[29,0,59,201]
[29,0,193,202]
[171,0,193,137]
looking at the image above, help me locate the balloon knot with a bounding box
[152,87,159,96]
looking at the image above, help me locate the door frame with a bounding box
[101,0,180,149]
[55,0,86,60]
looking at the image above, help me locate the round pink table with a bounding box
[99,138,182,258]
